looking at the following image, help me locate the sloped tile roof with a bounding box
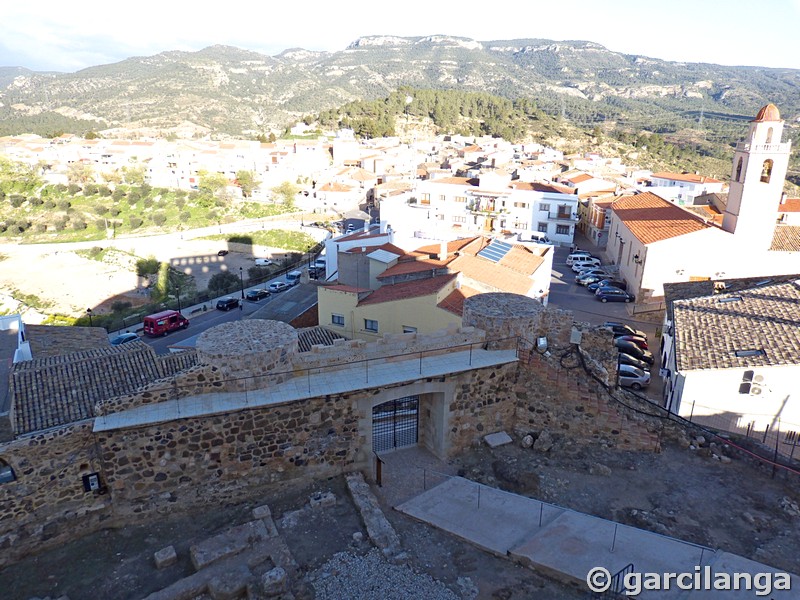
[11,342,197,435]
[651,172,722,184]
[779,198,800,213]
[296,326,347,352]
[498,245,546,275]
[671,278,800,372]
[450,254,533,295]
[24,325,109,359]
[357,274,457,306]
[612,192,710,245]
[510,181,574,194]
[437,285,481,316]
[770,225,800,251]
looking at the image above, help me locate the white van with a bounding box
[570,256,602,272]
[285,270,302,286]
[566,251,593,266]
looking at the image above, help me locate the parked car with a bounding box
[614,339,654,364]
[254,258,274,266]
[111,332,139,346]
[268,281,290,293]
[570,256,602,272]
[216,297,240,311]
[566,251,593,265]
[286,270,302,286]
[574,267,608,281]
[587,279,626,293]
[618,352,651,371]
[616,335,648,350]
[245,289,270,301]
[603,322,647,339]
[618,364,651,390]
[576,273,607,286]
[217,250,229,256]
[596,287,636,303]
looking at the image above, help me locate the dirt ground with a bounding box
[4,435,800,600]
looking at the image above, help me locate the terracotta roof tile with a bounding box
[437,285,481,316]
[498,245,546,275]
[449,255,532,295]
[321,284,371,293]
[672,278,800,371]
[779,198,800,213]
[612,192,710,245]
[510,181,574,194]
[358,274,457,306]
[770,225,800,251]
[650,172,722,184]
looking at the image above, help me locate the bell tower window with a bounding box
[760,159,773,183]
[766,127,774,144]
[735,158,743,182]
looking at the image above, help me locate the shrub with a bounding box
[28,197,43,206]
[54,184,68,193]
[109,206,121,217]
[97,185,111,197]
[72,220,87,231]
[129,216,143,229]
[94,219,107,229]
[67,184,81,195]
[128,191,141,203]
[140,183,152,196]
[34,223,48,233]
[112,189,126,201]
[208,271,240,293]
[93,204,108,215]
[44,200,57,209]
[53,217,68,231]
[136,257,160,276]
[142,197,153,208]
[150,212,167,226]
[57,200,72,211]
[83,183,98,196]
[9,194,25,208]
[111,300,132,312]
[174,196,186,209]
[179,211,191,221]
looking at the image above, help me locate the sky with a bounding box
[2,0,800,72]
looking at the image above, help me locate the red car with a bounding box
[617,335,648,350]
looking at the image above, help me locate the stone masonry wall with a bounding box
[0,422,113,568]
[94,394,361,517]
[295,325,486,370]
[94,364,223,417]
[446,362,520,455]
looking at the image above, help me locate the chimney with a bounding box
[780,192,787,205]
[438,240,448,261]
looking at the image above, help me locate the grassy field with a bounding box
[201,230,318,252]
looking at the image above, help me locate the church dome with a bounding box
[752,103,781,122]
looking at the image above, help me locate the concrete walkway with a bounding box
[397,476,799,598]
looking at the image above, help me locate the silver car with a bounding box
[618,364,651,390]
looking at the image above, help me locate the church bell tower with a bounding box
[721,103,791,249]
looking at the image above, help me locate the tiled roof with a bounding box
[770,225,800,252]
[10,342,197,435]
[437,285,481,316]
[336,226,384,242]
[612,192,710,245]
[510,181,574,194]
[672,278,800,372]
[567,173,593,184]
[358,274,457,306]
[296,326,346,352]
[320,284,371,293]
[24,325,109,359]
[428,176,475,186]
[318,182,354,192]
[450,254,534,295]
[650,172,722,184]
[779,198,800,213]
[498,245,546,275]
[347,242,406,255]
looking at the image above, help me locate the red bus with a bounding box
[142,310,189,337]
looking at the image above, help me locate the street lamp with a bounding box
[239,267,245,300]
[175,287,182,313]
[86,308,93,327]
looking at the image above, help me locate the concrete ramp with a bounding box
[396,476,798,598]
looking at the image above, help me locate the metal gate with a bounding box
[372,395,419,452]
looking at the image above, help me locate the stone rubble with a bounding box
[309,548,461,600]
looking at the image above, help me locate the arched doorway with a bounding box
[372,395,419,452]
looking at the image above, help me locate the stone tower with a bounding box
[721,103,792,249]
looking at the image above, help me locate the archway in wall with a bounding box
[372,395,419,452]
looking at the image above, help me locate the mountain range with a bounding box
[1,35,799,140]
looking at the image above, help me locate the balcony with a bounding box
[735,142,791,153]
[547,211,579,223]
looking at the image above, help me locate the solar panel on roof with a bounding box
[477,239,513,263]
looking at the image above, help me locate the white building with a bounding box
[660,276,800,454]
[605,103,799,311]
[643,172,725,205]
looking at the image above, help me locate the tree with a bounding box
[235,170,260,198]
[67,161,95,185]
[136,257,160,277]
[208,271,240,293]
[198,170,229,200]
[121,165,146,186]
[271,181,299,208]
